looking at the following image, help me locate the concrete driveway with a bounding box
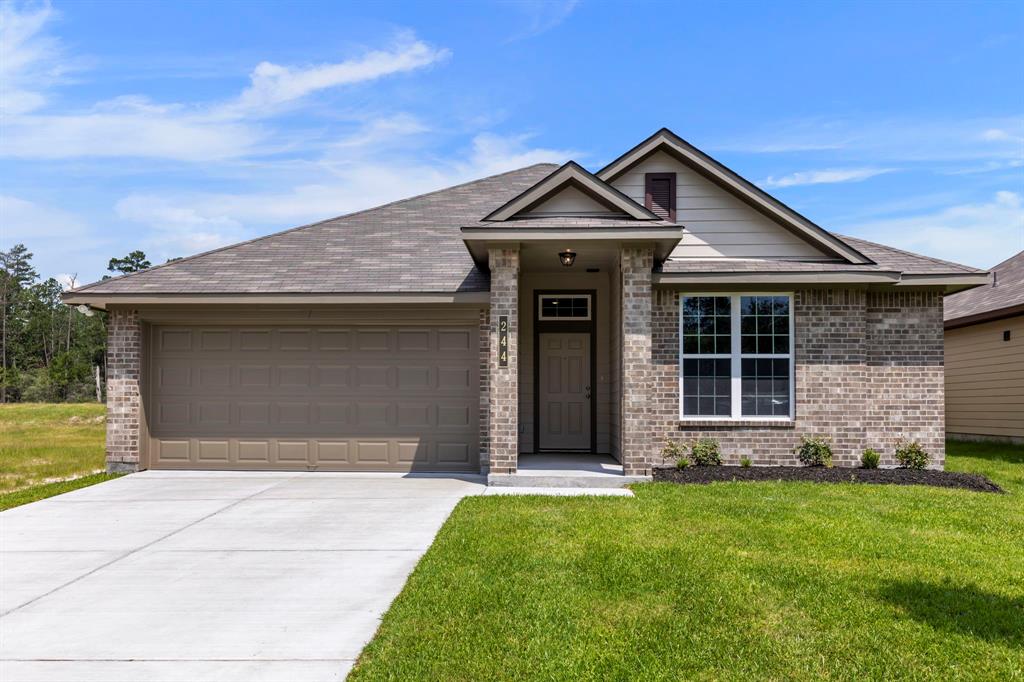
[0,471,485,682]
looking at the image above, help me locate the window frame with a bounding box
[678,292,795,421]
[537,293,592,321]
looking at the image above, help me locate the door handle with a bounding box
[585,385,591,400]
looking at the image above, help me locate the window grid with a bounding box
[679,293,794,420]
[538,295,591,320]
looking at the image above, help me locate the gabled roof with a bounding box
[482,161,660,222]
[66,163,558,301]
[596,128,872,264]
[944,250,1024,327]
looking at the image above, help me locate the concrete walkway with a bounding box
[0,471,487,682]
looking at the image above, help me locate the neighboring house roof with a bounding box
[68,163,558,297]
[596,128,872,264]
[944,250,1024,327]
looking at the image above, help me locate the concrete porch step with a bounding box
[487,454,651,488]
[487,473,651,488]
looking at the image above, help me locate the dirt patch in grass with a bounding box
[653,465,1005,493]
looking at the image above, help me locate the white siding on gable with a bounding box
[609,150,829,259]
[520,185,617,216]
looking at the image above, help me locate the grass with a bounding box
[0,402,108,497]
[350,440,1024,681]
[0,471,123,511]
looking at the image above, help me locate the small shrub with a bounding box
[740,456,752,468]
[662,438,684,459]
[794,435,833,467]
[861,448,880,469]
[689,438,722,466]
[894,440,929,469]
[675,456,690,469]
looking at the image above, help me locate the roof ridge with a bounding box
[835,234,985,274]
[70,162,561,294]
[989,249,1024,273]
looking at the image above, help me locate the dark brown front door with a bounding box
[538,332,591,451]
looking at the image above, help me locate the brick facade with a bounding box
[106,308,143,472]
[650,288,945,469]
[619,246,655,475]
[487,247,520,474]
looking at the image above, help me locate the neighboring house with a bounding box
[64,129,987,476]
[944,251,1024,443]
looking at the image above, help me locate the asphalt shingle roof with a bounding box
[73,164,559,295]
[659,235,986,276]
[944,250,1024,322]
[70,165,984,296]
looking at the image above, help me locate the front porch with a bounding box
[480,240,668,479]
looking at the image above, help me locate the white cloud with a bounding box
[3,99,265,161]
[224,32,449,116]
[0,193,86,239]
[114,195,249,261]
[111,132,573,244]
[760,167,895,189]
[719,116,1024,165]
[0,0,62,115]
[505,0,580,41]
[0,3,449,160]
[844,191,1024,269]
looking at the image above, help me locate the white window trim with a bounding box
[537,294,592,321]
[678,292,795,421]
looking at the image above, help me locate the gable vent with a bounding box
[645,172,676,221]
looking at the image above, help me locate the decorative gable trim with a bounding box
[483,161,660,222]
[597,129,872,264]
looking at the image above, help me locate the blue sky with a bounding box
[2,0,1022,286]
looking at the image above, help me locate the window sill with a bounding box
[678,419,796,429]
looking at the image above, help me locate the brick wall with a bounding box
[649,287,945,468]
[487,247,520,474]
[620,246,654,475]
[106,308,143,472]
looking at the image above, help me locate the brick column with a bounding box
[620,245,654,475]
[487,246,519,474]
[106,308,142,472]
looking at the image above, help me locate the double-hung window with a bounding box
[679,294,794,420]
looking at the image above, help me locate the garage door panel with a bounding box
[150,323,479,471]
[197,440,230,462]
[356,330,390,351]
[199,330,232,351]
[239,330,272,351]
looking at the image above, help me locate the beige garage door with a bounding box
[148,324,480,471]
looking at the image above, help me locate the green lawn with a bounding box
[0,402,109,496]
[351,441,1024,681]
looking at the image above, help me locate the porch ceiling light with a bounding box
[558,248,577,267]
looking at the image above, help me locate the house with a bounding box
[63,129,988,478]
[944,250,1024,443]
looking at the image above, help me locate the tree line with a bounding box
[0,244,152,403]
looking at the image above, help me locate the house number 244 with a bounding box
[498,316,508,367]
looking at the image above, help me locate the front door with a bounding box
[538,333,591,451]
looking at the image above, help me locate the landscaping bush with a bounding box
[794,435,833,467]
[689,438,722,466]
[662,439,689,469]
[861,449,880,469]
[740,456,752,468]
[895,440,929,469]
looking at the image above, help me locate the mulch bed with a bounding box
[653,465,1005,493]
